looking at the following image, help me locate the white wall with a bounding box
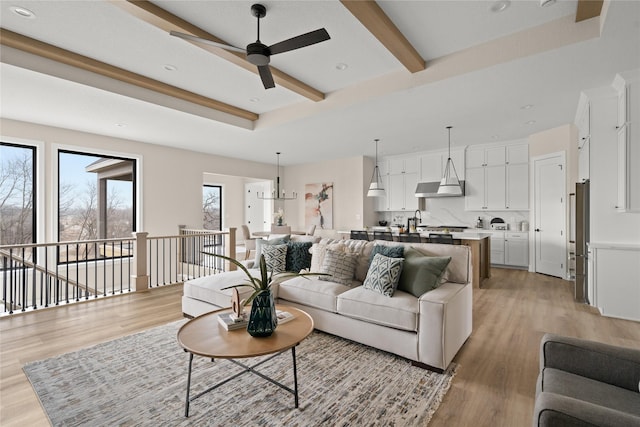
[1,118,275,239]
[282,155,371,238]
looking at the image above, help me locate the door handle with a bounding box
[535,228,540,232]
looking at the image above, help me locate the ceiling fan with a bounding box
[170,3,331,89]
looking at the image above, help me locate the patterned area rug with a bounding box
[24,321,457,426]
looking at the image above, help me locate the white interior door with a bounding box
[533,153,566,278]
[244,182,270,233]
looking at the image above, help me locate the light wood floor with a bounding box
[1,270,639,426]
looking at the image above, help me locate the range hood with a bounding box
[414,181,465,198]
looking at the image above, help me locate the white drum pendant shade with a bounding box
[437,127,463,195]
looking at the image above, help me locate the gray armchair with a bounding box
[533,333,640,427]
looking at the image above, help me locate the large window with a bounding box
[203,185,222,230]
[1,142,36,247]
[58,150,136,261]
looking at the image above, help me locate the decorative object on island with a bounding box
[367,138,385,197]
[203,251,322,337]
[257,152,297,200]
[437,126,463,195]
[305,182,334,230]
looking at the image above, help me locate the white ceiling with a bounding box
[1,0,639,166]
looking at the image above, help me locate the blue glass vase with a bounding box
[247,290,277,337]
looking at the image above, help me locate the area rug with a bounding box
[24,321,457,426]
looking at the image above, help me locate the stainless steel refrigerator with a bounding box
[574,180,590,303]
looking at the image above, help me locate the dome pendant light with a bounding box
[257,152,297,200]
[367,139,385,197]
[437,126,463,195]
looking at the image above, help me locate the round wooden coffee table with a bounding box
[177,304,313,417]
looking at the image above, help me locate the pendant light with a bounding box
[437,126,463,195]
[257,152,297,200]
[367,139,385,197]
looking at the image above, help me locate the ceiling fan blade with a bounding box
[169,31,245,54]
[258,65,275,89]
[268,28,330,55]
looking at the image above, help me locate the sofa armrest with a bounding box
[540,334,640,393]
[533,391,640,427]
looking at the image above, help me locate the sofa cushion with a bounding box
[286,241,312,272]
[398,248,451,298]
[262,244,287,274]
[337,286,419,331]
[319,248,358,286]
[254,236,289,265]
[540,368,640,418]
[278,276,352,312]
[183,270,258,308]
[362,253,404,297]
[310,239,372,282]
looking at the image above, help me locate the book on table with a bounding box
[276,310,295,324]
[217,312,248,331]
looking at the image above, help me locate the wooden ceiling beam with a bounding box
[340,0,425,73]
[110,0,325,102]
[575,0,604,23]
[0,28,258,121]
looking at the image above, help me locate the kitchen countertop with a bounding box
[337,231,492,240]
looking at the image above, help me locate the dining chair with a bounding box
[240,225,261,259]
[398,233,422,243]
[306,224,316,236]
[373,231,394,241]
[270,225,292,234]
[428,233,454,244]
[350,230,370,241]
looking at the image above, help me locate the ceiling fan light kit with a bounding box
[170,3,330,90]
[437,126,463,195]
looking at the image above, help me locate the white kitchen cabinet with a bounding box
[489,231,505,265]
[419,149,465,182]
[506,163,529,210]
[465,143,528,211]
[377,156,418,212]
[504,232,529,267]
[589,243,640,322]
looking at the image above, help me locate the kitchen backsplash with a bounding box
[377,197,529,230]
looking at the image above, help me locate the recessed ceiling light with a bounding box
[521,104,534,110]
[526,120,537,125]
[249,97,260,103]
[10,6,35,18]
[490,0,511,13]
[115,123,126,128]
[163,64,177,71]
[335,63,348,71]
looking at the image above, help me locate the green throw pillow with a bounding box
[286,241,313,272]
[397,247,451,297]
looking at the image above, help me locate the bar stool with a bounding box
[350,230,370,241]
[428,233,454,244]
[373,231,394,241]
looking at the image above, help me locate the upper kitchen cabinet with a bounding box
[376,155,418,212]
[419,149,465,182]
[465,142,529,211]
[612,70,640,212]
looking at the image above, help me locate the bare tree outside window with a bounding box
[58,151,136,262]
[203,185,222,230]
[1,143,35,250]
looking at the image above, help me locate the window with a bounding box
[58,150,136,261]
[1,142,36,247]
[203,185,222,230]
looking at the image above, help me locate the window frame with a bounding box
[203,184,223,231]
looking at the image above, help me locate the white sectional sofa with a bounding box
[182,238,473,371]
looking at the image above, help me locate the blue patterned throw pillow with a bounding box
[261,244,287,274]
[286,241,313,272]
[369,244,404,265]
[363,253,404,297]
